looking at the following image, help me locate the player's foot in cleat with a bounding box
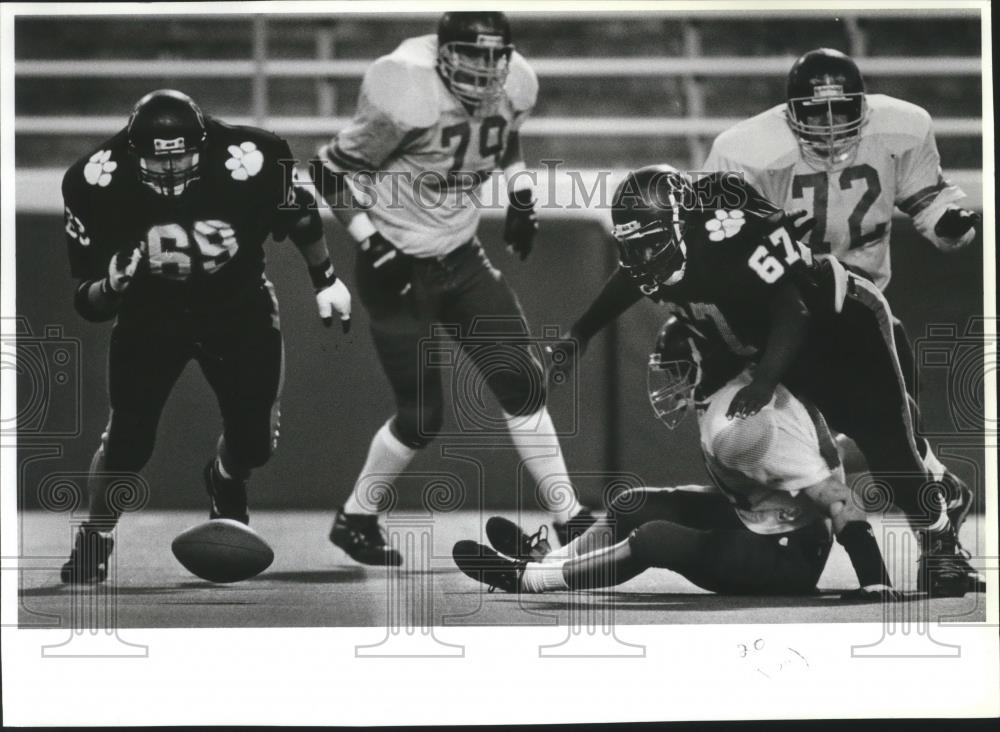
[329,508,403,567]
[918,526,986,597]
[486,516,551,562]
[60,526,115,584]
[554,508,596,547]
[204,459,249,524]
[452,540,524,593]
[942,471,974,535]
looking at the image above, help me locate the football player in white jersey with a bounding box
[703,48,980,532]
[453,318,900,601]
[313,12,593,565]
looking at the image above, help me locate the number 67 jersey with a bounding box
[703,94,969,290]
[62,119,309,320]
[320,34,538,258]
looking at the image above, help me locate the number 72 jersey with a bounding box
[704,94,969,290]
[320,34,538,258]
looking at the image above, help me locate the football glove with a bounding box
[545,331,584,388]
[361,231,413,296]
[309,259,352,333]
[105,247,143,294]
[783,208,819,242]
[840,584,904,603]
[934,207,980,241]
[504,188,538,261]
[726,379,775,420]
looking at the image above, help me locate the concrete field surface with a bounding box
[16,510,989,628]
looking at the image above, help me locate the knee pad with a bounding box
[104,411,157,472]
[391,402,442,450]
[489,350,546,417]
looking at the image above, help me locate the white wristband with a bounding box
[347,213,377,243]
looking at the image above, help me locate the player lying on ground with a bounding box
[454,318,900,600]
[703,48,979,527]
[546,165,982,597]
[60,89,352,583]
[312,11,593,566]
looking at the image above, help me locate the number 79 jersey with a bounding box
[321,34,538,258]
[704,94,969,290]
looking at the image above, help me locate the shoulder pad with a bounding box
[697,172,782,222]
[709,105,799,171]
[63,129,130,195]
[505,51,538,113]
[863,94,933,150]
[362,40,441,129]
[207,118,290,156]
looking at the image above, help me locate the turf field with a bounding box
[17,510,988,628]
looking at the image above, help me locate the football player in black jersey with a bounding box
[547,165,983,598]
[60,89,352,584]
[454,317,901,601]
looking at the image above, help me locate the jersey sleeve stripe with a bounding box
[324,143,375,173]
[898,176,948,216]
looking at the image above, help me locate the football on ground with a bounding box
[171,519,275,583]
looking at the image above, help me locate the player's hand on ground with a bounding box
[504,188,538,261]
[545,331,584,388]
[934,207,980,241]
[107,246,143,293]
[841,584,904,603]
[726,379,774,419]
[361,231,413,296]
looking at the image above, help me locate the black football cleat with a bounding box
[204,459,249,525]
[486,516,552,562]
[452,540,524,593]
[942,471,974,534]
[553,508,596,547]
[60,526,115,584]
[329,508,403,567]
[918,526,986,597]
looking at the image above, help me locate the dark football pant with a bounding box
[99,284,283,482]
[564,488,831,595]
[785,275,935,524]
[357,239,545,449]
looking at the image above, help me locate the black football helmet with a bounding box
[648,316,701,430]
[611,164,699,295]
[786,48,868,169]
[437,11,514,110]
[126,89,207,196]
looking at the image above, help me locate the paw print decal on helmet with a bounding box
[225,141,264,181]
[84,150,117,187]
[705,209,746,241]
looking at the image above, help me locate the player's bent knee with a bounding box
[391,406,441,450]
[628,520,705,570]
[104,412,158,472]
[492,365,547,417]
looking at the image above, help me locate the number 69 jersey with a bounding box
[62,119,309,319]
[320,34,538,258]
[704,94,969,290]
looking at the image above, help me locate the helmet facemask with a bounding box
[438,38,513,110]
[612,215,688,295]
[647,350,698,429]
[787,89,867,169]
[135,147,202,197]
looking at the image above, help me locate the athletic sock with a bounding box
[342,420,417,515]
[503,407,582,524]
[542,537,582,563]
[521,561,569,593]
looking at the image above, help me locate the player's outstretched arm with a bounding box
[547,268,643,385]
[500,133,538,261]
[803,476,901,601]
[727,280,810,419]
